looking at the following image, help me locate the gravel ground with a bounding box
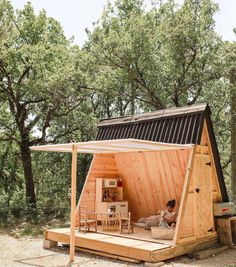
[0,235,236,267]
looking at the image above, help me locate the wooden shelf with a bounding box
[96,178,123,203]
[102,187,122,189]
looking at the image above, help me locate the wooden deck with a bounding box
[45,227,219,263]
[97,225,173,245]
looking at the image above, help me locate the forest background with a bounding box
[0,0,235,228]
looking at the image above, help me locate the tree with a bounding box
[85,0,223,116]
[0,0,12,41]
[0,2,94,211]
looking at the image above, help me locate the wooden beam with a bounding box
[30,139,193,154]
[201,120,222,202]
[173,145,196,244]
[74,246,141,263]
[70,144,77,261]
[151,235,218,262]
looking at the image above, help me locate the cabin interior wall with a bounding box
[114,149,191,222]
[75,154,119,226]
[76,149,191,225]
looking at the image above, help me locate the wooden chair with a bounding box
[119,212,134,234]
[78,206,97,232]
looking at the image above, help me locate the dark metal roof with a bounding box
[96,103,228,202]
[97,104,206,144]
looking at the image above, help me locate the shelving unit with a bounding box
[95,178,128,218]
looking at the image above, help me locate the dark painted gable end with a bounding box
[96,103,228,202]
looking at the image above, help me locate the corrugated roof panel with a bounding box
[124,125,130,138]
[150,121,158,141]
[111,126,117,139]
[176,117,184,143]
[96,113,204,144]
[126,123,132,138]
[147,121,154,140]
[185,115,193,143]
[196,113,204,144]
[166,118,174,143]
[158,120,166,141]
[179,116,188,144]
[143,122,150,139]
[118,125,123,139]
[131,123,137,138]
[162,119,170,142]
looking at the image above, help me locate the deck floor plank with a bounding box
[45,228,171,262]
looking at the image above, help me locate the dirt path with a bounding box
[0,235,236,267]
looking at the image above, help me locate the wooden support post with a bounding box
[70,144,77,261]
[216,216,236,248]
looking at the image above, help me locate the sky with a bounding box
[10,0,236,47]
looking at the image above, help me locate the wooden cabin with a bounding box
[32,103,229,263]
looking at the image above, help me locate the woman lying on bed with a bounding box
[135,199,177,230]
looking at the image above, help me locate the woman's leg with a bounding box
[144,216,160,230]
[137,217,146,223]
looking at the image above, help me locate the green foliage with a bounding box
[0,0,97,214]
[0,190,9,219]
[85,0,224,115]
[9,189,27,218]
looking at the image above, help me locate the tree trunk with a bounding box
[130,82,135,115]
[230,68,236,202]
[20,136,37,210]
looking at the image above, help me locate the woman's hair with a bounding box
[166,199,176,208]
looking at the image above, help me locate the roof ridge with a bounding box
[99,103,208,127]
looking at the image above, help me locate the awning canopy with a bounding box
[30,139,193,154]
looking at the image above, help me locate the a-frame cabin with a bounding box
[36,103,228,263]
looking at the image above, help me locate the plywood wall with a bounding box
[176,152,214,242]
[76,149,191,224]
[176,120,223,243]
[114,149,191,222]
[175,142,218,243]
[75,154,119,226]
